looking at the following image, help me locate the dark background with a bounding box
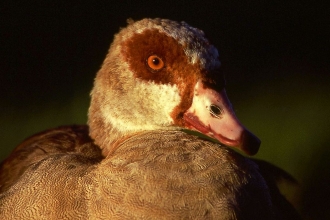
[1,1,329,219]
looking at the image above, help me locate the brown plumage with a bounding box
[0,18,300,219]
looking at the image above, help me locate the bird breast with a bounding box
[86,131,273,219]
[0,130,274,219]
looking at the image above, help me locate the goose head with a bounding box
[88,18,260,156]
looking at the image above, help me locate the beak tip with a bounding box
[241,130,261,156]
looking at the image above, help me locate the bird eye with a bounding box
[147,55,164,71]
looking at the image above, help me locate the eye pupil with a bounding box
[152,58,160,65]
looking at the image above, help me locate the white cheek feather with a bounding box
[101,77,181,133]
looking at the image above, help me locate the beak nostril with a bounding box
[209,104,223,119]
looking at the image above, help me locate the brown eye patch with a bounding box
[121,29,190,85]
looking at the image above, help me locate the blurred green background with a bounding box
[1,1,329,219]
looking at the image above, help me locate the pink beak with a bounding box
[183,80,260,155]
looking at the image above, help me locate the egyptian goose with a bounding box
[0,18,300,219]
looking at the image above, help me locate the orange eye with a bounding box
[147,55,164,71]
